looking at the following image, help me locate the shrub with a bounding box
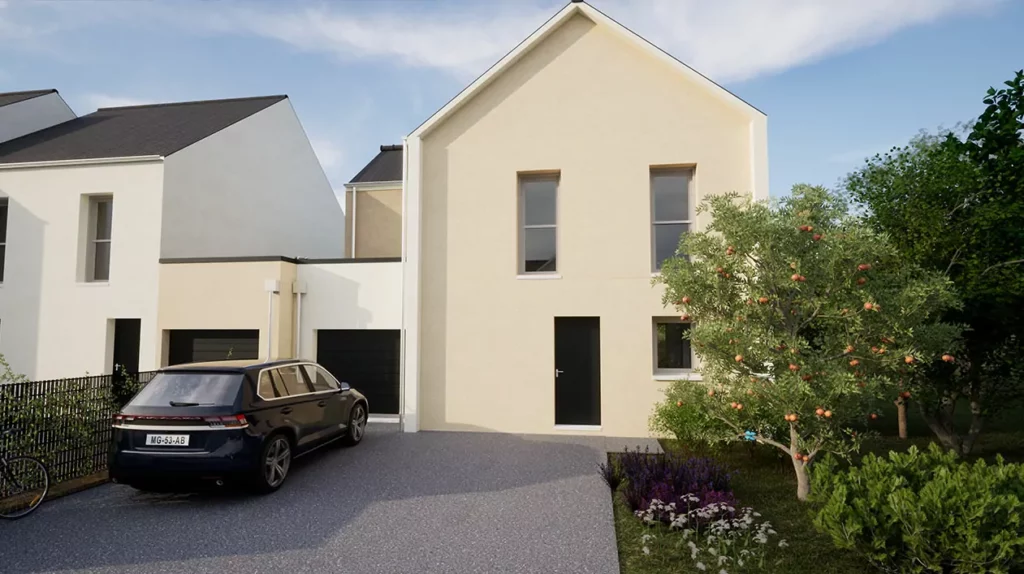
[617,447,734,518]
[812,443,1024,573]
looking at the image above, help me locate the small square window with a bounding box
[654,318,693,374]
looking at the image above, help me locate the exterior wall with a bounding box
[0,161,164,379]
[157,261,297,364]
[343,186,403,258]
[296,261,402,360]
[0,93,76,144]
[417,13,753,436]
[161,99,345,260]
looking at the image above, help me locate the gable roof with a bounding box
[0,89,57,108]
[348,144,403,184]
[0,95,286,165]
[409,1,763,139]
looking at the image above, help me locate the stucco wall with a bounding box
[0,161,164,379]
[344,187,403,258]
[417,13,753,436]
[0,93,76,145]
[161,99,345,259]
[296,261,402,360]
[157,261,297,364]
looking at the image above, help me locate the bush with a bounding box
[811,443,1024,573]
[617,447,735,520]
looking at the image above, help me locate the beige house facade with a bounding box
[401,1,768,436]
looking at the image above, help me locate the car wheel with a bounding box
[254,434,292,493]
[341,403,367,446]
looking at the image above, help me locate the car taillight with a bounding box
[203,414,248,428]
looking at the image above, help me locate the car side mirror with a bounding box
[339,382,351,392]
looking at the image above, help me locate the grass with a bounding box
[612,403,1024,573]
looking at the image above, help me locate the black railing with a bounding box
[0,371,158,487]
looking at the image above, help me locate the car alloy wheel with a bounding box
[263,436,291,488]
[351,405,366,442]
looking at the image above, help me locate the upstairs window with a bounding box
[519,174,558,274]
[87,196,113,282]
[651,168,694,270]
[0,198,7,283]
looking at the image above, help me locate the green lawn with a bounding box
[612,404,1024,573]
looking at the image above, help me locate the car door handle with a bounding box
[280,407,293,415]
[317,400,327,407]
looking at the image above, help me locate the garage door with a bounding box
[316,330,400,415]
[167,330,260,366]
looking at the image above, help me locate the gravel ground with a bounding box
[0,425,654,574]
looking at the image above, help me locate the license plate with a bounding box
[145,434,189,446]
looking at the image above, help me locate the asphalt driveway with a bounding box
[0,424,658,574]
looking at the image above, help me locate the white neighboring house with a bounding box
[0,93,345,380]
[0,90,76,145]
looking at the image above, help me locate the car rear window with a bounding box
[129,372,243,407]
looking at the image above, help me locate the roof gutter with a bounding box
[0,155,164,170]
[344,180,403,191]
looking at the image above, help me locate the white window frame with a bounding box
[86,196,113,283]
[651,167,695,271]
[518,173,559,275]
[652,317,695,379]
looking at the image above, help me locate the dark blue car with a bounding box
[110,359,368,493]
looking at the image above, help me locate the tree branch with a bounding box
[945,248,962,275]
[981,258,1024,276]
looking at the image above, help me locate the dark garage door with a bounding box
[167,330,260,366]
[317,330,400,414]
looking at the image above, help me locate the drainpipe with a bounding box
[264,279,280,359]
[293,280,307,358]
[398,139,408,432]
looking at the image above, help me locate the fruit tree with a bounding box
[652,185,960,500]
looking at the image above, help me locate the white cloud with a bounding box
[187,0,1000,84]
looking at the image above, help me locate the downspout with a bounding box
[266,290,274,359]
[295,292,303,358]
[350,187,358,258]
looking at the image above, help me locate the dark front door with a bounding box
[554,317,601,426]
[112,319,141,375]
[316,330,400,414]
[167,330,259,365]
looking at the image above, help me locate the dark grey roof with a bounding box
[0,89,56,108]
[0,95,287,164]
[349,144,403,184]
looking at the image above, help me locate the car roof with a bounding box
[160,358,306,373]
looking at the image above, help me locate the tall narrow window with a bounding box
[88,196,113,282]
[0,198,7,283]
[519,175,558,274]
[651,168,693,270]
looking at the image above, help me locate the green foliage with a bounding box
[0,354,113,478]
[653,185,960,498]
[844,70,1024,454]
[811,444,1024,573]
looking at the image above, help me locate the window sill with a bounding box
[77,281,110,287]
[516,274,561,280]
[653,372,702,382]
[553,424,602,431]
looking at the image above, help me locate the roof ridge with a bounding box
[0,89,56,97]
[96,94,287,112]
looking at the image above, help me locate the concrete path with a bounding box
[0,425,658,574]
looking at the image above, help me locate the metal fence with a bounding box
[0,371,158,487]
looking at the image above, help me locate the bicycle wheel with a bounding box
[0,457,49,519]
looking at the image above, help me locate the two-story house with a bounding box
[0,94,348,380]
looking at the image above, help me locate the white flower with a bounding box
[642,546,650,556]
[695,563,706,571]
[778,539,789,548]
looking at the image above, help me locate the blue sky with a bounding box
[1,0,1022,198]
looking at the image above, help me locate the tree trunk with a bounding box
[962,396,985,455]
[793,458,811,501]
[895,397,908,439]
[918,400,963,453]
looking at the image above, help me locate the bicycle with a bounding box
[0,429,49,519]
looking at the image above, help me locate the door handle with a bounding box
[280,407,293,415]
[555,369,565,378]
[317,400,327,407]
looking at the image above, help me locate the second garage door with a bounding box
[167,330,260,366]
[316,330,400,415]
